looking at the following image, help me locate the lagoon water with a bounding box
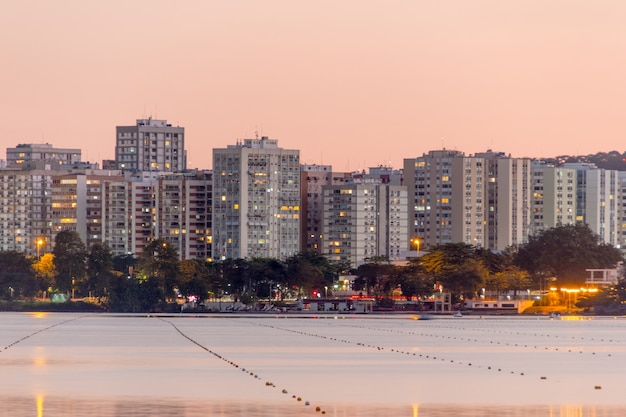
[1,312,626,416]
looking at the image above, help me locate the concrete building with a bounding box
[115,118,185,172]
[618,172,626,251]
[474,151,532,251]
[350,165,403,186]
[404,150,463,249]
[0,168,54,256]
[51,170,127,251]
[405,149,532,251]
[450,155,486,248]
[153,171,212,260]
[6,143,81,167]
[300,165,351,254]
[322,183,408,268]
[123,170,212,260]
[531,162,577,235]
[212,137,300,260]
[563,162,620,246]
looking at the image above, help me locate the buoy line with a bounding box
[237,318,610,392]
[337,322,617,359]
[157,317,329,415]
[238,319,531,375]
[417,321,624,345]
[1,314,91,352]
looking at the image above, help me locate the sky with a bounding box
[2,1,626,171]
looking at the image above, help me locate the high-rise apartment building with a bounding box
[212,137,300,260]
[405,149,532,251]
[531,162,577,235]
[563,162,620,246]
[124,170,212,260]
[51,170,127,250]
[115,118,185,172]
[300,165,351,254]
[322,183,408,267]
[6,143,81,167]
[474,151,532,251]
[404,150,465,249]
[0,168,53,256]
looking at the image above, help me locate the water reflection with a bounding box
[1,396,624,417]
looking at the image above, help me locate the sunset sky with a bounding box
[2,1,625,171]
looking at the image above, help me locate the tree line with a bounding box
[0,225,624,312]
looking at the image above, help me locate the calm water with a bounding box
[1,312,626,416]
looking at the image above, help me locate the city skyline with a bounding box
[2,1,626,171]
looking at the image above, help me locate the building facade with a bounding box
[531,162,578,235]
[0,168,53,256]
[212,137,300,260]
[563,162,620,246]
[322,183,408,267]
[115,118,185,172]
[300,165,351,254]
[6,143,81,167]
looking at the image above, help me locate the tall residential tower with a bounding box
[115,118,185,172]
[212,137,300,260]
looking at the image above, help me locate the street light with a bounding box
[412,238,421,257]
[36,238,44,260]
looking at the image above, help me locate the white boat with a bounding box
[453,311,463,318]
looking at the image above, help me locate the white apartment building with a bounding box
[405,149,532,251]
[0,168,53,256]
[322,183,408,268]
[300,165,351,254]
[531,162,578,235]
[212,137,300,260]
[6,143,81,167]
[115,118,185,172]
[563,162,620,246]
[475,151,532,251]
[618,172,626,251]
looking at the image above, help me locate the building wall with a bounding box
[212,137,300,260]
[563,162,620,246]
[404,150,463,250]
[6,143,81,167]
[451,156,485,248]
[323,183,408,268]
[116,118,185,172]
[0,168,54,255]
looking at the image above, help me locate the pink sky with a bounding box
[2,1,625,171]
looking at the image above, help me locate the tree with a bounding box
[86,243,115,298]
[33,253,56,297]
[177,259,211,302]
[394,259,434,302]
[0,251,38,299]
[285,253,327,298]
[515,224,623,286]
[52,231,87,294]
[420,243,487,301]
[247,257,286,300]
[135,239,180,299]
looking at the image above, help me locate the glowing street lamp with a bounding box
[36,238,44,260]
[411,238,421,257]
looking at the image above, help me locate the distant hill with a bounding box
[539,151,626,171]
